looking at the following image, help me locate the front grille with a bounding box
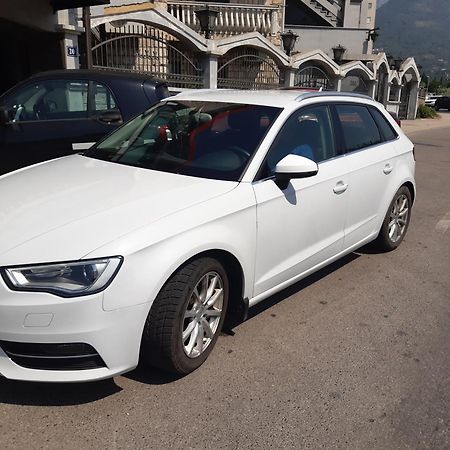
[0,341,106,370]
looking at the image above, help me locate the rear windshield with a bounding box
[85,100,281,181]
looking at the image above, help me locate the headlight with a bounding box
[1,257,123,298]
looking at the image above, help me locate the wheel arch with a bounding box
[170,248,248,328]
[401,180,416,205]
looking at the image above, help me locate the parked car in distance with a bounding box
[0,90,415,382]
[424,94,440,107]
[434,95,450,111]
[0,69,169,175]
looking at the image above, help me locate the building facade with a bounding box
[0,0,421,119]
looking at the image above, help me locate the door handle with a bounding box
[383,164,393,175]
[333,181,348,194]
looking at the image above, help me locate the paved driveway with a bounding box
[0,115,449,450]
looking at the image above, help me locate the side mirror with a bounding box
[0,106,10,126]
[274,154,319,190]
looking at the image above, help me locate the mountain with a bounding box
[375,0,450,78]
[377,0,390,8]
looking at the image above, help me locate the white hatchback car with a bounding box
[0,90,415,382]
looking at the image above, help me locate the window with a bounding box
[86,101,281,182]
[93,83,117,112]
[369,107,398,142]
[4,80,89,122]
[335,104,381,152]
[258,105,337,179]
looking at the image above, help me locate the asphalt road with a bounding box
[0,115,449,450]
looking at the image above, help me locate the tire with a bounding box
[141,257,229,375]
[372,186,412,252]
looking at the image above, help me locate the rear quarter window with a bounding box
[369,106,398,142]
[335,104,382,152]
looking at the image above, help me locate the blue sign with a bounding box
[67,46,78,57]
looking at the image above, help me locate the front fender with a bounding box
[91,184,257,311]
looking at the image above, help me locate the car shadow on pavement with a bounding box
[246,252,360,320]
[0,377,122,406]
[123,366,184,385]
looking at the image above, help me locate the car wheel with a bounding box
[141,257,229,374]
[373,186,412,252]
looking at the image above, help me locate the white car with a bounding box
[0,90,415,382]
[424,94,440,107]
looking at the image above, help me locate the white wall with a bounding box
[291,25,372,56]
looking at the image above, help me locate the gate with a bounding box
[217,47,281,90]
[91,24,203,89]
[294,66,333,90]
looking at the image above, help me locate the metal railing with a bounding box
[166,1,280,37]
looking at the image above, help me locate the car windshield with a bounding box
[85,100,281,181]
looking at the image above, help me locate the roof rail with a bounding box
[295,91,373,102]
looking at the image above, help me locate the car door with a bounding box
[333,103,399,249]
[252,104,348,297]
[0,79,122,175]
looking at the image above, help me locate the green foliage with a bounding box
[416,104,438,119]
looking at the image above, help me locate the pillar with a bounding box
[283,68,296,87]
[407,80,420,120]
[367,80,377,99]
[334,75,343,92]
[202,54,218,89]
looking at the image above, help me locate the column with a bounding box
[202,54,218,89]
[57,9,84,70]
[283,68,296,87]
[407,80,420,120]
[367,80,377,99]
[333,75,343,92]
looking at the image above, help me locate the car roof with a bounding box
[29,69,165,86]
[171,89,374,108]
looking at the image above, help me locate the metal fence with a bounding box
[217,47,282,89]
[92,24,203,89]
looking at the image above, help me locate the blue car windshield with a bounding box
[85,101,282,181]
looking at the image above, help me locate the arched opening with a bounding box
[217,46,281,90]
[91,22,203,89]
[399,68,420,120]
[294,64,334,90]
[341,68,370,95]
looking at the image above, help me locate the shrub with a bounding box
[416,104,438,119]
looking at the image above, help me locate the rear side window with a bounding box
[335,104,381,152]
[369,107,398,141]
[92,83,117,112]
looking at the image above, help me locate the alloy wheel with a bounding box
[182,271,224,358]
[388,193,409,243]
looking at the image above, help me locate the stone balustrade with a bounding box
[166,1,280,37]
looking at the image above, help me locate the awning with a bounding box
[50,0,110,11]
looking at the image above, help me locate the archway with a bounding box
[217,46,281,89]
[91,21,203,89]
[399,66,420,119]
[294,65,333,89]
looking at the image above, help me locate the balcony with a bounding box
[166,1,281,37]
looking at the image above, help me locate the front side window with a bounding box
[258,104,337,179]
[85,101,281,181]
[3,80,89,122]
[335,104,381,152]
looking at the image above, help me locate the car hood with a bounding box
[0,155,238,265]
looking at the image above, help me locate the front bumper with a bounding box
[0,279,150,382]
